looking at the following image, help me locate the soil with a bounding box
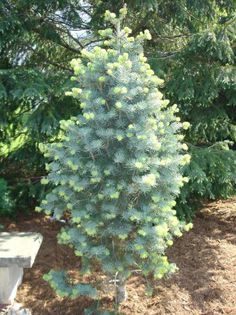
[0,198,235,315]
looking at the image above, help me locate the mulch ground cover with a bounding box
[0,198,235,315]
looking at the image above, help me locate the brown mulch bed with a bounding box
[0,198,235,315]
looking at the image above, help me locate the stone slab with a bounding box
[7,303,32,315]
[0,303,32,315]
[0,266,23,304]
[0,233,43,268]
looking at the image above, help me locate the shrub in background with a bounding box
[0,178,14,217]
[38,8,192,313]
[176,143,236,219]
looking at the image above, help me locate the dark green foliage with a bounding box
[97,0,236,218]
[0,0,235,219]
[0,178,14,216]
[76,0,236,218]
[177,144,236,219]
[0,143,47,212]
[161,4,236,217]
[0,0,90,212]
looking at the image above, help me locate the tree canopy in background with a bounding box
[0,0,91,210]
[0,0,235,217]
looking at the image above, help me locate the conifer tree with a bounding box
[38,8,192,312]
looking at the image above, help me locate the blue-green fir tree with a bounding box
[37,8,192,312]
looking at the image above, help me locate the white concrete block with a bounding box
[7,303,32,315]
[0,232,43,306]
[0,233,43,268]
[0,266,23,304]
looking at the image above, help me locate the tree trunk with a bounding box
[115,275,127,305]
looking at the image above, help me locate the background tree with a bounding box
[89,0,236,218]
[0,0,235,218]
[0,0,92,211]
[0,1,131,214]
[39,9,192,312]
